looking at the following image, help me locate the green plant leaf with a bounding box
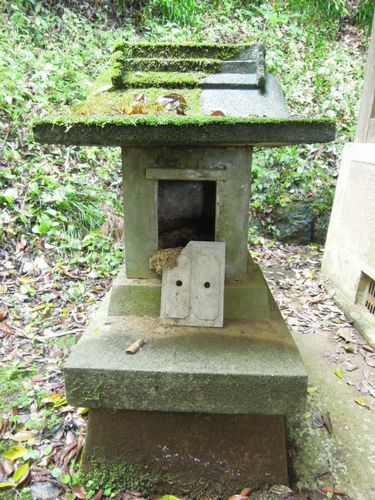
[335,367,344,379]
[2,445,27,461]
[0,482,14,490]
[12,462,30,484]
[307,385,318,395]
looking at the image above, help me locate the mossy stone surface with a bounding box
[31,41,336,146]
[112,41,255,59]
[108,262,277,320]
[64,286,307,414]
[33,116,335,147]
[82,409,288,495]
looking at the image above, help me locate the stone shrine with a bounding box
[33,42,335,495]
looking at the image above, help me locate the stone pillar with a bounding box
[322,13,375,348]
[355,14,375,143]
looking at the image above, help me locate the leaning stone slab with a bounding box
[108,261,277,321]
[160,241,225,328]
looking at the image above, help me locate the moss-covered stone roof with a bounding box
[32,115,335,147]
[31,41,336,147]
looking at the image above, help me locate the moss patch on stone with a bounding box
[71,87,203,117]
[82,461,170,494]
[112,41,254,60]
[33,113,335,128]
[122,56,223,73]
[109,41,261,89]
[122,71,208,88]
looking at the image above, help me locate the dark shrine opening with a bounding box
[158,180,216,249]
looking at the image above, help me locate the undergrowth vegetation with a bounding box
[0,0,374,497]
[0,0,372,248]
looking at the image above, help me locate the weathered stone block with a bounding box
[64,289,307,414]
[82,409,288,495]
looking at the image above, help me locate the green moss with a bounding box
[112,41,254,60]
[71,87,203,117]
[109,41,262,89]
[127,57,222,73]
[82,460,171,494]
[122,71,207,88]
[110,55,222,88]
[32,114,335,128]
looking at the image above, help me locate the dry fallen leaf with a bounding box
[0,306,8,321]
[362,344,375,353]
[133,93,147,102]
[343,360,357,372]
[365,353,375,368]
[73,484,87,499]
[322,412,333,434]
[93,84,113,95]
[337,327,352,343]
[126,338,145,354]
[0,322,14,335]
[269,484,293,495]
[240,488,253,496]
[355,396,370,409]
[157,93,187,115]
[322,486,345,496]
[0,458,14,477]
[129,104,146,115]
[12,431,33,442]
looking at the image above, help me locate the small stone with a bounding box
[30,481,62,499]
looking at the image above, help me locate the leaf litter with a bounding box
[252,239,375,412]
[1,230,372,497]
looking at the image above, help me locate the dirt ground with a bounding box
[253,240,375,500]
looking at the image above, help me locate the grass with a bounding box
[0,1,371,245]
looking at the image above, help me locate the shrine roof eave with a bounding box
[32,116,335,148]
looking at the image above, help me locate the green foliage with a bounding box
[147,0,203,26]
[354,0,374,34]
[0,0,369,250]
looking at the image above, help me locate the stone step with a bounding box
[108,262,276,321]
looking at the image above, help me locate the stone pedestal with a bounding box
[64,263,306,493]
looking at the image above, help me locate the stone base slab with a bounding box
[64,292,307,414]
[83,409,288,496]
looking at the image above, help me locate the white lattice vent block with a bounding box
[365,278,375,316]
